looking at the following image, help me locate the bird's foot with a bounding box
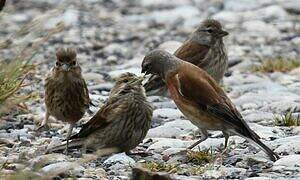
[35,123,50,131]
[63,148,69,155]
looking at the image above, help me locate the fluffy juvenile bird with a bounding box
[141,49,279,161]
[48,73,153,155]
[144,19,228,96]
[42,48,90,152]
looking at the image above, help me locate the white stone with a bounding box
[103,153,136,167]
[213,11,241,23]
[41,162,81,176]
[147,138,190,152]
[149,6,200,24]
[242,20,280,38]
[275,141,300,155]
[139,0,189,8]
[273,155,300,167]
[108,68,141,79]
[224,0,263,11]
[153,108,184,119]
[146,119,197,138]
[158,41,182,54]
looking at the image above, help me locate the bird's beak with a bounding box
[141,69,150,75]
[61,64,70,71]
[219,30,229,37]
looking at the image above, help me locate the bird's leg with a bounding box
[187,129,208,150]
[37,110,49,130]
[223,131,229,149]
[64,123,75,155]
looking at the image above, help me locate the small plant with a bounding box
[252,58,300,73]
[274,107,300,126]
[142,162,180,174]
[189,166,205,175]
[186,148,214,165]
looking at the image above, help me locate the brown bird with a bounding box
[141,49,279,161]
[0,0,5,12]
[144,19,228,96]
[42,48,90,152]
[48,73,153,156]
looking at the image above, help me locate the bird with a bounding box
[48,73,153,156]
[0,0,5,12]
[144,19,228,96]
[41,48,90,153]
[141,49,279,161]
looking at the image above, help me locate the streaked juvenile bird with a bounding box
[144,19,228,96]
[141,49,279,161]
[48,73,153,156]
[42,48,90,152]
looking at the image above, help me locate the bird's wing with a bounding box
[70,95,125,139]
[172,65,259,138]
[174,41,210,66]
[81,79,91,108]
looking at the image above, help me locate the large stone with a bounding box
[103,153,136,167]
[273,155,300,167]
[158,41,182,54]
[146,119,197,138]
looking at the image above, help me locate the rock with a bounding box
[243,111,274,124]
[158,41,182,54]
[242,20,280,38]
[29,153,69,169]
[46,9,79,29]
[103,43,130,58]
[224,0,263,11]
[40,162,82,177]
[261,101,300,113]
[255,5,288,21]
[203,167,247,179]
[132,166,173,180]
[246,177,272,180]
[275,141,300,155]
[149,6,200,25]
[273,155,300,167]
[147,138,190,152]
[103,153,136,167]
[153,108,183,120]
[83,72,105,83]
[213,11,242,23]
[279,0,300,14]
[146,120,197,138]
[108,68,141,79]
[138,0,189,8]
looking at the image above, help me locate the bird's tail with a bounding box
[246,130,279,162]
[47,139,83,153]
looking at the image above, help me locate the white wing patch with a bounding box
[175,73,185,97]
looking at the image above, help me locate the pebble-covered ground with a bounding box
[0,0,300,179]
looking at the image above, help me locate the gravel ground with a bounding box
[0,0,300,179]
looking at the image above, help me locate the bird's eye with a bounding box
[56,61,61,66]
[71,61,76,66]
[206,29,213,33]
[122,79,129,83]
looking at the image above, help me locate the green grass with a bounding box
[0,16,65,116]
[274,107,300,126]
[142,162,179,174]
[186,149,214,165]
[252,58,300,73]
